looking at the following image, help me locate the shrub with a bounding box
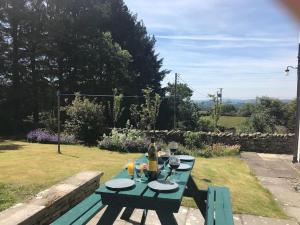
[64,94,105,145]
[39,111,57,132]
[196,117,214,132]
[184,131,205,149]
[26,129,76,144]
[98,128,150,152]
[200,143,240,158]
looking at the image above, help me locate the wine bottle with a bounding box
[148,137,158,180]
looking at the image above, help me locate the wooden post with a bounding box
[57,91,61,154]
[174,73,178,130]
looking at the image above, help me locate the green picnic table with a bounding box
[52,154,234,225]
[95,155,206,225]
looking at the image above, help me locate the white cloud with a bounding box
[156,34,295,43]
[124,0,298,99]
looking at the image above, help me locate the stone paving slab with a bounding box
[87,206,299,225]
[241,152,300,224]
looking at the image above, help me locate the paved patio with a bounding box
[241,152,300,224]
[87,206,298,225]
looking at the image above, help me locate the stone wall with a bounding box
[122,129,295,154]
[0,171,103,225]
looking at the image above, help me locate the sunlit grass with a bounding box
[182,156,287,218]
[204,116,247,130]
[0,140,286,218]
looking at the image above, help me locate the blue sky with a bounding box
[124,0,299,100]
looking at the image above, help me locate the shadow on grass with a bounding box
[201,178,212,183]
[60,153,80,158]
[0,144,24,151]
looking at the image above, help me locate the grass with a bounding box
[205,116,247,130]
[0,140,286,218]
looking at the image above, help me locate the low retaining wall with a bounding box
[119,129,295,154]
[0,171,103,225]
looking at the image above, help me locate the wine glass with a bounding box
[168,141,178,155]
[168,155,180,182]
[134,161,144,182]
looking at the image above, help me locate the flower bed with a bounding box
[26,129,76,144]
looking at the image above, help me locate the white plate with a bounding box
[148,180,179,192]
[177,155,195,161]
[177,163,191,170]
[105,178,135,190]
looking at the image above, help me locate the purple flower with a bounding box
[26,129,76,144]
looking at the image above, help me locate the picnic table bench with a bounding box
[51,155,234,225]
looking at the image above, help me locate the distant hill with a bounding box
[194,98,292,108]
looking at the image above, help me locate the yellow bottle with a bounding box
[148,138,158,180]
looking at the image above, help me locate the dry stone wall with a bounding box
[131,130,295,154]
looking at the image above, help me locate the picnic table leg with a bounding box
[96,205,122,225]
[156,211,178,225]
[140,209,148,225]
[186,176,207,217]
[120,207,134,220]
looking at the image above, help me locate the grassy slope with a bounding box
[204,116,247,129]
[0,140,285,218]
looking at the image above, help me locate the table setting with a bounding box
[96,140,198,225]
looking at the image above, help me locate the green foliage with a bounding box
[38,112,58,132]
[184,131,205,149]
[109,89,124,127]
[221,104,237,116]
[243,110,276,133]
[237,97,289,133]
[98,128,149,152]
[178,141,240,158]
[64,95,105,145]
[239,103,255,117]
[196,117,214,132]
[199,144,240,158]
[130,88,161,130]
[164,82,199,130]
[0,0,168,135]
[208,94,222,131]
[283,99,296,132]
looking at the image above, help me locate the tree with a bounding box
[221,104,237,116]
[247,110,276,133]
[64,94,105,145]
[208,94,221,131]
[130,88,161,130]
[239,103,255,117]
[196,117,214,132]
[162,82,198,130]
[284,99,296,132]
[0,0,168,135]
[109,88,124,128]
[108,0,169,95]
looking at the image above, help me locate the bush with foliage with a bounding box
[200,144,240,158]
[26,129,76,144]
[196,117,214,132]
[130,88,161,130]
[39,111,57,132]
[64,95,105,145]
[184,131,205,149]
[241,110,276,133]
[175,142,240,158]
[284,99,296,132]
[98,128,150,152]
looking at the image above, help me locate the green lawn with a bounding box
[205,116,247,130]
[0,140,286,218]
